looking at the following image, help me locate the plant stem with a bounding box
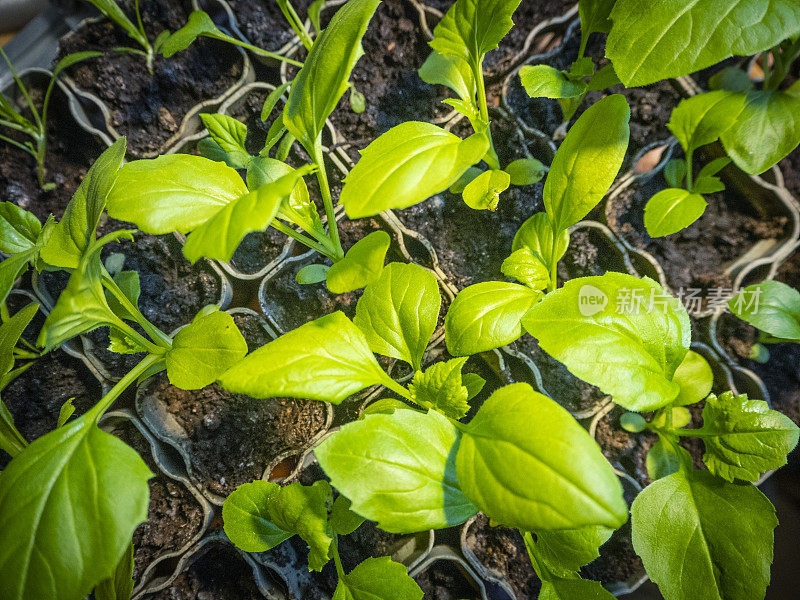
[280,0,314,51]
[112,318,167,356]
[271,220,336,258]
[685,151,694,192]
[475,60,501,171]
[313,143,345,261]
[221,36,304,67]
[89,353,162,421]
[331,536,346,580]
[101,269,172,348]
[380,373,413,401]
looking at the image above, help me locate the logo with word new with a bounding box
[578,285,608,316]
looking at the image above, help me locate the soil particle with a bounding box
[779,146,800,203]
[414,560,479,600]
[58,0,243,156]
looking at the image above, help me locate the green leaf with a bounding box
[644,188,707,238]
[0,394,27,458]
[578,0,615,40]
[166,310,248,390]
[261,82,291,122]
[84,0,147,48]
[309,0,324,34]
[539,577,617,600]
[720,84,800,174]
[534,526,613,575]
[501,248,549,291]
[462,169,510,211]
[664,158,687,188]
[56,398,76,428]
[316,408,477,533]
[330,495,364,536]
[93,541,134,600]
[223,480,334,571]
[341,121,488,218]
[160,10,226,57]
[183,167,311,264]
[456,383,627,530]
[645,439,682,481]
[672,350,713,406]
[729,280,800,341]
[504,158,545,186]
[710,66,755,93]
[699,391,799,482]
[246,157,319,235]
[512,212,570,267]
[105,270,141,322]
[519,65,587,100]
[353,262,440,370]
[0,250,37,307]
[41,138,126,269]
[696,156,731,180]
[586,63,620,92]
[0,410,152,600]
[218,311,390,404]
[631,469,777,600]
[0,302,39,379]
[349,86,366,113]
[692,176,725,194]
[200,113,251,169]
[409,357,471,420]
[522,273,691,412]
[428,0,522,67]
[543,94,630,233]
[418,50,476,103]
[326,231,391,294]
[666,91,745,155]
[296,264,330,284]
[107,154,248,234]
[283,0,380,152]
[0,203,40,255]
[606,0,800,86]
[333,557,423,600]
[445,282,540,356]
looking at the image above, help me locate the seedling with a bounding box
[0,50,100,189]
[223,479,424,599]
[339,0,547,218]
[106,0,384,294]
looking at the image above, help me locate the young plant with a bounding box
[642,91,746,237]
[0,138,254,600]
[443,93,629,357]
[223,479,424,599]
[728,280,800,362]
[105,0,386,294]
[0,50,100,189]
[522,271,800,600]
[339,0,547,218]
[82,0,165,71]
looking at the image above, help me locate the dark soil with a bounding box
[143,544,263,600]
[0,84,106,227]
[0,350,101,467]
[58,0,244,157]
[779,146,800,202]
[414,560,479,600]
[110,420,205,583]
[606,173,789,299]
[465,514,541,599]
[228,0,311,52]
[147,312,328,496]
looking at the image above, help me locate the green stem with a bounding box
[547,223,560,292]
[331,536,346,580]
[765,37,800,91]
[474,60,501,171]
[280,0,314,51]
[313,143,344,260]
[112,318,167,356]
[685,151,694,192]
[380,373,413,401]
[88,353,163,421]
[0,132,36,158]
[214,35,304,67]
[101,269,172,348]
[0,409,28,458]
[271,220,336,259]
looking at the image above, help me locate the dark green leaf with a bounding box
[93,541,134,600]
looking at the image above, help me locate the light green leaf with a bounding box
[0,203,40,255]
[261,81,291,122]
[166,310,248,390]
[326,231,391,294]
[316,408,477,533]
[666,91,745,155]
[457,383,627,530]
[428,0,522,67]
[341,121,488,218]
[418,50,476,103]
[539,577,617,600]
[535,526,614,575]
[512,212,570,267]
[579,0,615,41]
[543,94,630,233]
[333,557,423,600]
[462,169,510,211]
[409,357,471,420]
[644,188,707,238]
[721,84,800,174]
[160,10,234,57]
[586,63,620,92]
[283,0,380,152]
[218,311,390,404]
[183,167,311,264]
[41,138,126,269]
[696,157,732,180]
[606,0,800,86]
[646,439,682,481]
[0,302,39,378]
[0,250,38,307]
[729,280,800,341]
[200,113,250,169]
[449,166,484,194]
[93,541,134,600]
[504,158,545,186]
[672,350,713,406]
[520,65,587,100]
[692,176,725,194]
[296,264,330,285]
[353,262,440,370]
[84,0,147,47]
[107,154,248,234]
[522,273,691,412]
[106,270,141,323]
[501,248,549,291]
[56,399,76,428]
[0,410,152,600]
[631,469,777,600]
[246,157,319,235]
[223,480,334,571]
[699,391,799,482]
[445,281,540,356]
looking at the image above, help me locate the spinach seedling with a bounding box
[107,0,386,294]
[728,280,800,362]
[444,94,629,357]
[217,261,627,536]
[0,137,254,600]
[0,50,100,189]
[223,479,423,600]
[340,0,547,217]
[522,270,799,600]
[642,91,746,237]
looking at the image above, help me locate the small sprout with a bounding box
[620,412,648,433]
